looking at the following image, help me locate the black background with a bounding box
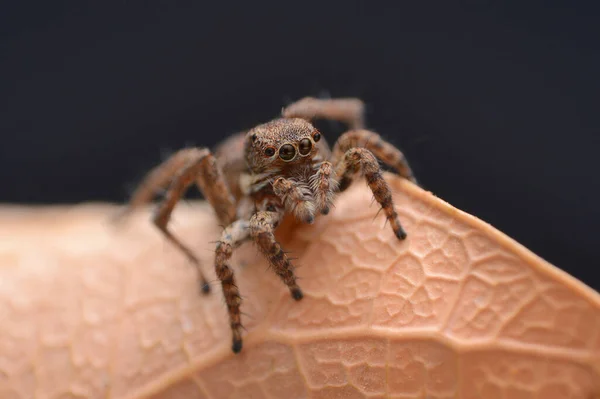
[1,2,598,289]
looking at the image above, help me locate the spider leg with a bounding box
[332,129,417,189]
[250,210,304,300]
[149,148,237,293]
[282,97,365,130]
[272,177,316,224]
[119,147,237,225]
[335,147,407,240]
[115,148,195,221]
[214,219,251,353]
[309,161,338,215]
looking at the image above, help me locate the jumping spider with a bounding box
[120,97,417,353]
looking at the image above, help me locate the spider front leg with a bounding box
[272,177,316,224]
[148,148,237,293]
[332,129,417,187]
[214,219,251,353]
[335,147,408,240]
[282,97,365,130]
[250,210,303,300]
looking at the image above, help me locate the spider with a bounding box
[120,97,417,354]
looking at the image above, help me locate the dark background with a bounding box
[1,2,598,289]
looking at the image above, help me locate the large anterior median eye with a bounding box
[299,138,312,156]
[279,144,296,161]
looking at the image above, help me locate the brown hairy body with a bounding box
[119,97,416,353]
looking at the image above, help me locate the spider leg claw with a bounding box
[232,339,243,354]
[201,281,211,294]
[395,228,407,240]
[291,287,304,300]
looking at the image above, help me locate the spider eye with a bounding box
[312,131,321,142]
[278,144,296,161]
[299,138,312,156]
[264,147,276,157]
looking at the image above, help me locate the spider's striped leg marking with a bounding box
[281,96,365,130]
[332,130,417,187]
[335,147,407,240]
[152,148,237,294]
[310,161,338,215]
[272,177,316,224]
[214,219,251,354]
[250,210,303,300]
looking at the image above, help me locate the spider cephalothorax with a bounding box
[241,118,334,223]
[244,118,322,173]
[121,96,417,353]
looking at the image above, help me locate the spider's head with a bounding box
[244,118,322,174]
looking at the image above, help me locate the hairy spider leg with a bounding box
[250,210,303,300]
[214,219,252,353]
[333,147,407,240]
[282,96,365,130]
[332,129,417,187]
[145,148,237,293]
